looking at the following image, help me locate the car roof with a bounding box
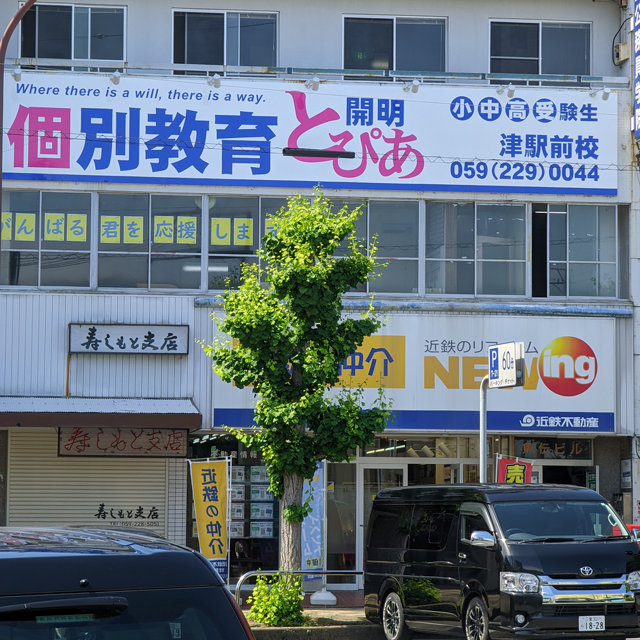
[0,527,221,597]
[375,483,603,504]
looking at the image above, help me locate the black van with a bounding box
[364,484,640,640]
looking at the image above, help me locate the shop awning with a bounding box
[0,397,202,430]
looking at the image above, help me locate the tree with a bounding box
[204,192,391,571]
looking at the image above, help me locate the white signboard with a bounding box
[214,314,620,434]
[4,72,617,196]
[488,342,524,388]
[69,324,189,354]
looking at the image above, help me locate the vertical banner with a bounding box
[495,455,533,484]
[190,459,229,582]
[635,0,640,138]
[301,461,324,586]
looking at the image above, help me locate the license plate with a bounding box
[579,616,605,631]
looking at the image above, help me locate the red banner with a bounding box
[496,456,533,484]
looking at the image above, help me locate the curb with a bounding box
[251,624,385,640]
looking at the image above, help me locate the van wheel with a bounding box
[382,592,413,640]
[465,597,490,640]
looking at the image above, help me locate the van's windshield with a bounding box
[492,500,630,541]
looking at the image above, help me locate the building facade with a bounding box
[0,0,637,586]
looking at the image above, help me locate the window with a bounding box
[368,504,413,548]
[532,204,618,297]
[490,22,590,80]
[410,504,457,550]
[173,12,277,67]
[21,4,124,64]
[426,202,526,296]
[208,197,259,290]
[462,513,490,541]
[0,191,91,287]
[98,194,202,290]
[344,17,445,75]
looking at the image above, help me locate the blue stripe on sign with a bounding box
[213,408,615,433]
[4,173,617,197]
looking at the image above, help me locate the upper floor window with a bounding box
[21,4,125,63]
[173,11,277,67]
[490,21,590,79]
[344,16,445,75]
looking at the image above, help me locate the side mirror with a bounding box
[632,529,639,543]
[470,530,495,548]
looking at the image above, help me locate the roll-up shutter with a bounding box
[7,429,168,538]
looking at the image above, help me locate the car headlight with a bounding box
[500,572,540,594]
[627,571,640,591]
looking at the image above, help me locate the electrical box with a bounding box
[615,42,630,65]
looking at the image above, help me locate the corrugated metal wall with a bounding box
[0,293,215,427]
[7,429,169,536]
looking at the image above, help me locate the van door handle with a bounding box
[458,553,467,563]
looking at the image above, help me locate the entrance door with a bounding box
[357,463,407,588]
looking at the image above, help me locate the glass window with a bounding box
[1,191,91,288]
[462,513,490,540]
[208,197,259,290]
[368,504,413,548]
[410,504,457,550]
[174,11,277,67]
[344,17,445,74]
[529,204,618,298]
[369,200,419,294]
[98,194,149,289]
[493,500,628,541]
[476,204,526,296]
[426,202,474,295]
[21,5,124,63]
[541,23,590,76]
[490,21,590,79]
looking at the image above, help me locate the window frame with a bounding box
[488,19,592,80]
[172,9,279,68]
[342,14,447,77]
[531,203,619,300]
[19,2,127,64]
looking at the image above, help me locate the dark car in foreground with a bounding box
[0,527,253,640]
[364,484,640,640]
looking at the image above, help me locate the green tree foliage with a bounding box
[203,192,390,570]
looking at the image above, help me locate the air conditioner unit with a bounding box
[615,42,630,65]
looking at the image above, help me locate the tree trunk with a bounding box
[279,470,304,571]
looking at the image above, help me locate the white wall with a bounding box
[1,0,626,78]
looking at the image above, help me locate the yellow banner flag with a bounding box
[190,459,228,581]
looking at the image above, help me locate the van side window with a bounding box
[368,505,414,548]
[462,513,490,541]
[410,504,457,551]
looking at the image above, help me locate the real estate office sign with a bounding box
[213,314,618,434]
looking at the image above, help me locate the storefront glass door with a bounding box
[356,463,407,588]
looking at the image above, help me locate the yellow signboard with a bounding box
[338,335,405,388]
[177,216,197,244]
[1,213,11,240]
[44,213,66,241]
[67,214,87,242]
[124,216,144,244]
[100,216,121,243]
[234,218,253,245]
[211,218,231,245]
[154,216,174,243]
[14,213,36,242]
[190,460,228,580]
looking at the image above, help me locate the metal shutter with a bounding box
[7,429,169,538]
